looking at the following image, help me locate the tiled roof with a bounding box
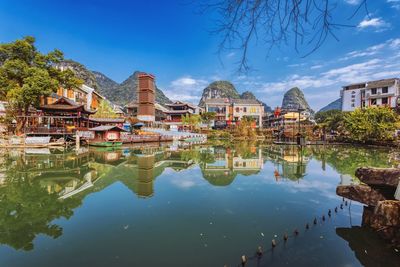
[366,78,399,89]
[89,125,127,132]
[232,99,261,105]
[204,98,230,104]
[89,118,125,123]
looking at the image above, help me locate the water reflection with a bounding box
[0,143,398,263]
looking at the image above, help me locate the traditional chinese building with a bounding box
[23,97,96,137]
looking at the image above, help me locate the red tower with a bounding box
[137,73,155,122]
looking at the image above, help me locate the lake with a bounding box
[0,142,399,267]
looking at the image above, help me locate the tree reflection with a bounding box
[0,178,81,251]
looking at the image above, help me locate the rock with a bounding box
[281,87,313,113]
[362,204,400,247]
[355,167,400,188]
[336,185,386,206]
[374,200,400,227]
[198,81,240,107]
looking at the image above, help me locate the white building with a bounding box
[341,78,400,111]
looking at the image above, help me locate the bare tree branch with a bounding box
[198,0,370,72]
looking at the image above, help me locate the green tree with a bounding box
[343,106,400,142]
[0,36,82,133]
[315,109,345,133]
[92,100,118,118]
[201,112,216,128]
[234,116,256,139]
[182,114,201,131]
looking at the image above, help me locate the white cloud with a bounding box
[310,64,324,69]
[163,76,209,103]
[387,0,400,10]
[226,52,236,58]
[340,38,400,61]
[357,17,390,31]
[344,0,361,5]
[389,38,400,49]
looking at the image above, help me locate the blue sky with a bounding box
[1,0,399,110]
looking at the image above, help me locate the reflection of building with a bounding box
[264,146,309,180]
[201,146,264,186]
[137,155,155,198]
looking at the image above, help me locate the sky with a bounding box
[0,0,399,110]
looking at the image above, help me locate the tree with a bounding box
[201,111,216,127]
[201,0,369,71]
[234,116,256,139]
[0,36,83,133]
[315,109,345,133]
[182,114,201,131]
[343,106,400,142]
[92,100,118,118]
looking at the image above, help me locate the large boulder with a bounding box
[336,185,386,206]
[355,167,400,188]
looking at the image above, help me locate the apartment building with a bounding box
[204,98,264,128]
[341,78,400,111]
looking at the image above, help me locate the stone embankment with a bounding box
[336,167,400,247]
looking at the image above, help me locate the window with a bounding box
[235,107,240,113]
[351,95,355,98]
[371,88,377,95]
[382,87,388,94]
[382,97,388,105]
[243,107,247,113]
[351,103,355,107]
[371,99,377,106]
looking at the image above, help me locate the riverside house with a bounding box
[204,98,264,128]
[22,84,104,137]
[163,101,202,130]
[341,78,400,111]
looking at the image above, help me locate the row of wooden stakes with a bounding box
[224,198,349,267]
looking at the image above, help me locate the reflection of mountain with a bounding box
[263,145,310,180]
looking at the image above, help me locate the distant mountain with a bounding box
[282,87,313,113]
[58,60,98,89]
[240,91,272,113]
[318,98,342,113]
[198,81,271,112]
[199,81,240,107]
[58,59,172,106]
[58,60,172,105]
[93,71,172,105]
[92,71,119,98]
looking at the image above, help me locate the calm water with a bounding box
[0,142,399,267]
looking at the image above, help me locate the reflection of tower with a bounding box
[137,73,155,123]
[137,155,155,197]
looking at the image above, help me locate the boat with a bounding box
[89,141,123,147]
[88,125,127,147]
